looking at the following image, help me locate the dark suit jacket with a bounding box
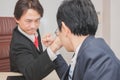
[8,26,56,80]
[55,36,120,80]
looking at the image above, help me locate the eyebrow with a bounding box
[25,17,41,21]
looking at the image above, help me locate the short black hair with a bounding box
[57,0,98,36]
[14,0,43,20]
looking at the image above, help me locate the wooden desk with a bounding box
[0,72,22,80]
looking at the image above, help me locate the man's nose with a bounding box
[31,22,36,28]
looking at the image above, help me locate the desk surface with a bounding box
[0,72,22,80]
[0,72,22,76]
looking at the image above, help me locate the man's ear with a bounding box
[61,21,71,35]
[14,18,19,24]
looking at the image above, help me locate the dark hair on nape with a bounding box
[14,0,43,20]
[57,0,98,36]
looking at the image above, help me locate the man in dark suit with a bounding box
[43,0,120,80]
[8,0,62,80]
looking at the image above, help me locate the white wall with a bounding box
[110,0,120,58]
[0,0,17,16]
[39,0,61,36]
[92,0,103,38]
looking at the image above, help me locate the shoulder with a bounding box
[11,27,33,50]
[77,36,112,65]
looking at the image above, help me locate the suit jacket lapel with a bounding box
[61,65,71,80]
[37,29,43,53]
[15,27,43,56]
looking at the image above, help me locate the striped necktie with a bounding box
[68,64,72,80]
[68,53,75,80]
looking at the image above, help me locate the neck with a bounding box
[71,35,88,52]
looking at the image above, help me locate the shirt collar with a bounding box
[71,43,82,62]
[18,26,38,42]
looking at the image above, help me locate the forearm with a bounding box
[53,54,68,79]
[27,51,55,80]
[16,50,56,80]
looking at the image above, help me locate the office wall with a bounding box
[102,0,120,59]
[92,0,103,38]
[110,0,120,58]
[0,0,16,16]
[39,0,61,36]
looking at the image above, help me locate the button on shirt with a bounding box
[68,43,81,80]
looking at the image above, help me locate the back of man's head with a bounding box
[57,0,98,36]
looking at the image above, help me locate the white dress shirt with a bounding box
[68,43,81,80]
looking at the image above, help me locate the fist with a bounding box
[42,34,54,47]
[50,37,63,53]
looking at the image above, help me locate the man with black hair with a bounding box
[43,0,120,80]
[9,0,61,80]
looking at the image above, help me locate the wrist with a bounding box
[50,43,58,53]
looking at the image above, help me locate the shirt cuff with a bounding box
[47,47,58,61]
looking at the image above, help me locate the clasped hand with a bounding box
[42,34,62,53]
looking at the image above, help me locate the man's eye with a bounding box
[35,19,40,23]
[26,20,32,23]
